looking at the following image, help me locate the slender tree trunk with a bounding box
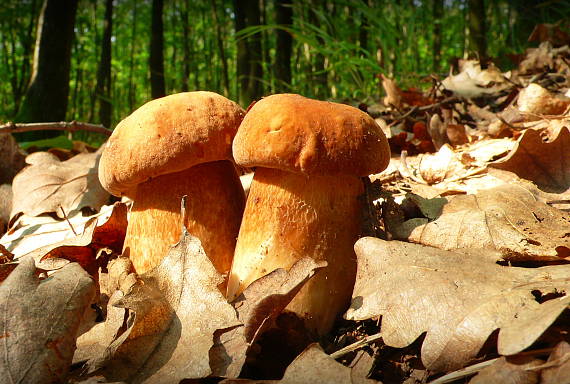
[234,0,264,107]
[95,0,113,128]
[181,0,191,92]
[16,0,78,134]
[359,0,370,55]
[468,0,487,66]
[309,0,327,98]
[128,0,138,110]
[274,0,293,92]
[211,0,230,96]
[432,0,443,72]
[150,0,165,98]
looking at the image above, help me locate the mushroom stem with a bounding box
[227,167,363,335]
[124,160,245,276]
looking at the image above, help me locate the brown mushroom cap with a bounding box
[99,91,245,196]
[233,94,390,176]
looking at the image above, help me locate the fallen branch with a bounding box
[0,121,112,137]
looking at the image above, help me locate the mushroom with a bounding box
[98,91,246,276]
[227,94,390,335]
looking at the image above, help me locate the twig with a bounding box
[0,121,112,136]
[393,97,463,123]
[427,347,555,384]
[60,206,78,236]
[330,333,383,359]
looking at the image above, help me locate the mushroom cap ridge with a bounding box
[99,91,245,196]
[233,94,390,176]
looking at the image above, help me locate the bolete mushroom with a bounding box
[98,91,246,276]
[227,94,390,335]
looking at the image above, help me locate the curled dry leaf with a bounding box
[391,184,570,261]
[10,151,109,220]
[211,257,326,378]
[1,203,126,260]
[468,356,543,384]
[418,144,468,184]
[0,257,96,384]
[541,341,570,384]
[87,228,240,383]
[490,126,570,195]
[517,83,570,117]
[220,344,377,384]
[345,237,570,372]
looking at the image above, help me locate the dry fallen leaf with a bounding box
[517,83,570,117]
[541,341,570,384]
[468,356,543,384]
[490,126,570,195]
[211,257,326,378]
[220,343,377,384]
[87,228,240,383]
[418,144,468,184]
[390,184,570,260]
[1,203,126,260]
[10,150,109,220]
[345,237,570,372]
[0,257,96,383]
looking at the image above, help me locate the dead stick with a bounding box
[0,121,112,136]
[330,333,383,359]
[392,97,462,122]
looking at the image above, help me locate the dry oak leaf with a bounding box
[220,343,377,384]
[468,356,543,384]
[10,150,109,220]
[541,341,570,384]
[490,125,570,195]
[1,203,126,260]
[211,257,326,378]
[87,228,240,383]
[345,237,570,372]
[0,257,96,384]
[391,184,570,261]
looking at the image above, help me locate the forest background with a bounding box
[0,0,568,144]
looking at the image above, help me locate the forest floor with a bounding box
[1,32,570,384]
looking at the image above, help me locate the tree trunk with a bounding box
[211,0,230,96]
[16,0,78,131]
[150,0,165,99]
[95,0,113,128]
[234,0,264,107]
[359,0,370,55]
[274,0,292,92]
[181,0,190,92]
[309,0,327,98]
[432,0,443,72]
[128,0,138,110]
[468,0,487,66]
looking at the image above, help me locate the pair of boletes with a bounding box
[98,91,390,336]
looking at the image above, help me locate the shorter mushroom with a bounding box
[98,91,246,276]
[227,94,390,335]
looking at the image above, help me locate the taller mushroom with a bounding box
[98,91,246,276]
[227,94,390,335]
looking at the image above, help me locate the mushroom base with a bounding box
[227,168,364,336]
[123,160,245,277]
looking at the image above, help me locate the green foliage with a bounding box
[1,0,569,146]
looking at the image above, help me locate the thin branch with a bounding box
[393,97,463,123]
[0,121,112,136]
[330,332,383,359]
